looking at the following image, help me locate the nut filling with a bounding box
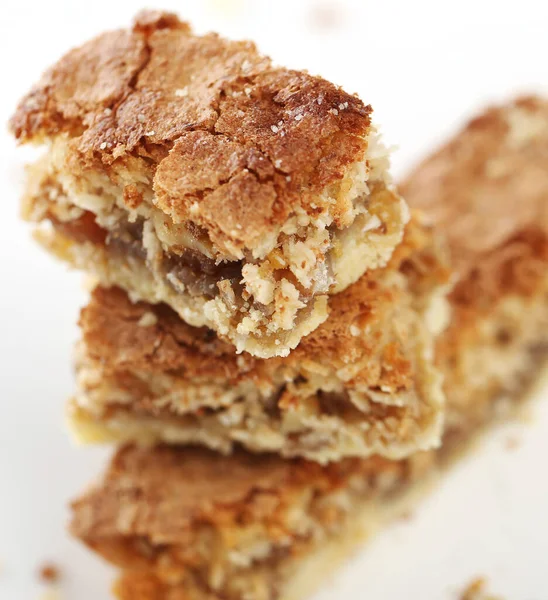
[106,221,245,299]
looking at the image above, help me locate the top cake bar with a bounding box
[11,10,408,358]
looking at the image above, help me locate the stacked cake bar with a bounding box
[13,9,409,359]
[11,9,548,600]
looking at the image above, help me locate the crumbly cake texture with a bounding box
[71,445,410,600]
[70,97,548,600]
[12,10,408,358]
[67,217,448,463]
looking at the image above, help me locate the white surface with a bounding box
[1,1,547,599]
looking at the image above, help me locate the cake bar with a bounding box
[12,10,408,358]
[68,217,448,463]
[401,95,548,430]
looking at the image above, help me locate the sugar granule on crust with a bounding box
[38,562,61,583]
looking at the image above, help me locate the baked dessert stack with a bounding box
[68,97,548,600]
[10,8,548,600]
[11,10,450,465]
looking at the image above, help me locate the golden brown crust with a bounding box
[132,10,191,35]
[113,572,169,600]
[113,571,206,600]
[70,446,290,543]
[11,11,373,256]
[401,96,548,283]
[10,30,149,140]
[80,280,409,389]
[449,229,548,312]
[402,96,548,430]
[70,441,407,600]
[153,131,283,252]
[80,287,235,379]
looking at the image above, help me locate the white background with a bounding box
[1,1,548,599]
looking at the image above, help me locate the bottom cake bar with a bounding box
[69,253,548,600]
[69,96,548,600]
[70,335,548,600]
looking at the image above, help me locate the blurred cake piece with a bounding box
[401,95,548,432]
[12,10,408,358]
[70,97,548,600]
[71,445,416,600]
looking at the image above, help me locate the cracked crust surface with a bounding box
[69,217,449,462]
[11,10,373,256]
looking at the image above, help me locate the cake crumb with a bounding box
[39,590,60,600]
[38,563,61,583]
[504,435,521,451]
[460,578,486,600]
[307,3,347,31]
[138,312,158,327]
[398,510,414,522]
[459,577,503,600]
